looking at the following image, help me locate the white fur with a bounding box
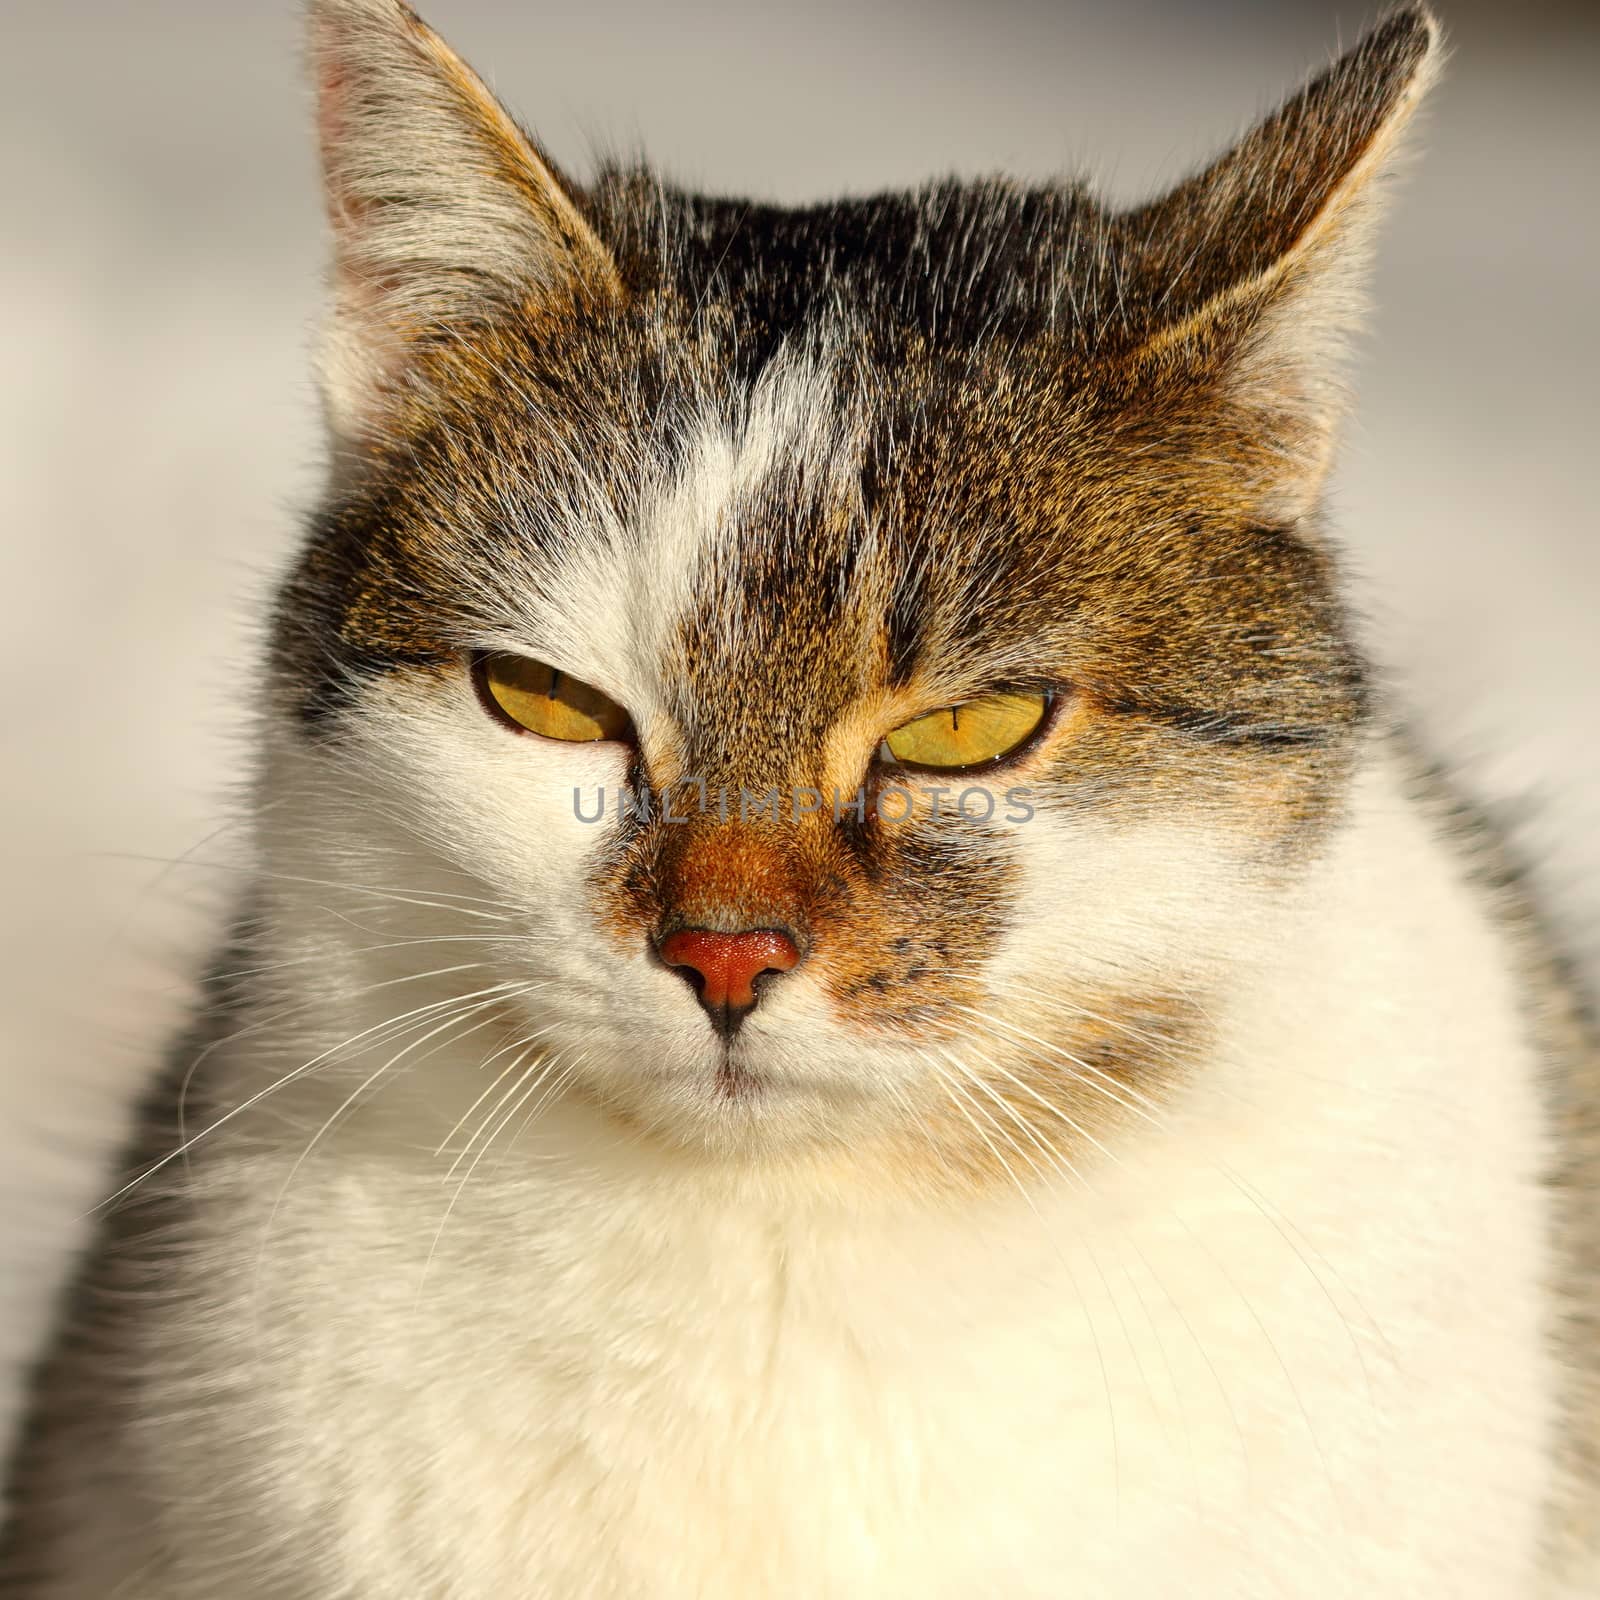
[83,713,1559,1597]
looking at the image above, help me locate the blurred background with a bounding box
[1,0,1596,1443]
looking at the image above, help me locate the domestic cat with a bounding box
[5,0,1598,1593]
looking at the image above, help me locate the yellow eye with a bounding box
[880,691,1050,770]
[475,654,632,743]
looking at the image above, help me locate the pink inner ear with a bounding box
[316,56,345,158]
[312,48,363,230]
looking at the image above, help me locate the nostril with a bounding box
[657,927,802,1023]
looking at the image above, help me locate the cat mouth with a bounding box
[711,1037,772,1102]
[714,1057,757,1101]
[716,1049,777,1100]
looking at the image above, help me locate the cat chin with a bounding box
[570,1043,901,1162]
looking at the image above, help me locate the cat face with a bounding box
[267,0,1436,1176]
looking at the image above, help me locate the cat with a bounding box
[4,0,1597,1594]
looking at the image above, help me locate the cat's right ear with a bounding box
[307,0,619,442]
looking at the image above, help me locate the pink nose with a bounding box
[657,927,801,1033]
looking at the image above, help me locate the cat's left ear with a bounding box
[307,0,620,442]
[1118,8,1443,516]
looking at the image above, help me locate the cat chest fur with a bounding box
[161,1125,1551,1596]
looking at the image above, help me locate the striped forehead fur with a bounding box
[627,336,866,685]
[396,334,865,732]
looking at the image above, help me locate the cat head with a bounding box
[265,0,1439,1183]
